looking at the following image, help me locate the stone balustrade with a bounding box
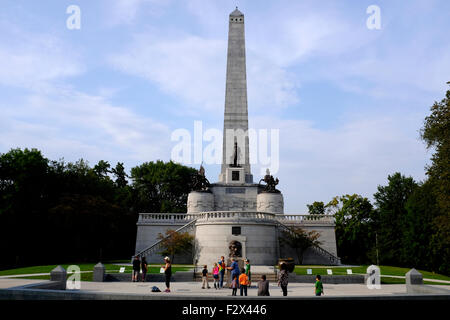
[276,214,335,224]
[138,213,198,224]
[138,212,334,225]
[195,211,276,223]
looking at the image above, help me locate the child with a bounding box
[212,263,219,289]
[315,275,324,296]
[244,259,251,287]
[231,274,238,296]
[257,275,270,296]
[202,265,211,289]
[239,268,249,296]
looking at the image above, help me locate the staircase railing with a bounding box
[276,221,341,265]
[133,219,197,260]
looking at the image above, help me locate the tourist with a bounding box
[231,274,238,296]
[218,256,226,288]
[212,263,219,289]
[315,275,324,296]
[278,263,289,296]
[163,256,172,293]
[201,265,211,289]
[244,259,251,287]
[141,256,148,282]
[227,258,240,288]
[239,268,249,296]
[132,256,141,282]
[257,275,270,296]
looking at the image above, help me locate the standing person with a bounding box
[231,274,238,296]
[163,257,172,293]
[201,265,211,289]
[315,275,324,296]
[141,256,148,282]
[132,256,141,282]
[257,275,270,296]
[239,268,249,296]
[227,258,240,288]
[212,263,219,289]
[278,263,289,296]
[218,256,226,289]
[244,259,251,287]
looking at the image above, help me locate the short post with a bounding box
[50,265,67,290]
[93,262,105,282]
[405,268,423,285]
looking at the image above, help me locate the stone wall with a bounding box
[195,220,278,266]
[135,213,338,265]
[135,222,195,264]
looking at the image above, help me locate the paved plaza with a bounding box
[2,278,449,298]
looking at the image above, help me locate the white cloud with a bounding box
[0,30,83,90]
[0,87,172,165]
[104,0,172,26]
[109,33,226,113]
[249,112,428,213]
[109,30,303,113]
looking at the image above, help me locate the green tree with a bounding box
[157,230,194,263]
[0,148,50,268]
[93,160,111,179]
[373,173,417,266]
[333,194,376,265]
[403,181,440,270]
[279,227,321,264]
[420,82,450,274]
[111,162,128,188]
[420,83,450,214]
[307,201,325,215]
[130,160,196,213]
[0,148,137,269]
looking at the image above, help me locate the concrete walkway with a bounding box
[1,271,449,284]
[0,271,94,279]
[2,278,449,297]
[351,273,450,284]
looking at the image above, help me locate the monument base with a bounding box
[225,257,245,287]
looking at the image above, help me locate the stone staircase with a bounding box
[133,219,197,260]
[134,215,340,267]
[276,221,341,265]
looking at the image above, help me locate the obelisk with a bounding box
[219,8,253,184]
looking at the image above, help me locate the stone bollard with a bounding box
[405,268,423,285]
[93,262,106,282]
[50,265,67,290]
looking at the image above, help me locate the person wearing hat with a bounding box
[163,257,172,293]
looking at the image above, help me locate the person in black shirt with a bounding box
[141,257,148,282]
[201,265,211,289]
[132,256,141,282]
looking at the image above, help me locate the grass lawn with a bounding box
[292,265,450,284]
[0,263,193,281]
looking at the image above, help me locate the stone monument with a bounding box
[134,8,339,268]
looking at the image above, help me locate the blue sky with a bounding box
[1,0,449,213]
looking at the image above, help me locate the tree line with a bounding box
[0,152,195,270]
[307,84,450,275]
